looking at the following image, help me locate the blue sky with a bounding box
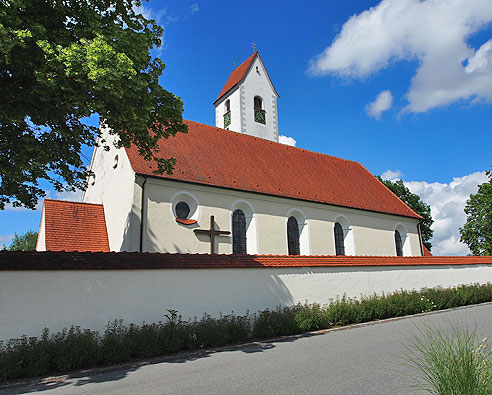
[2,0,492,254]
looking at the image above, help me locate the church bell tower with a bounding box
[213,51,279,142]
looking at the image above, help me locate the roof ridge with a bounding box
[44,199,103,207]
[183,120,363,166]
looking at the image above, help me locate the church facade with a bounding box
[37,52,424,256]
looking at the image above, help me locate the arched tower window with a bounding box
[395,230,403,257]
[224,99,231,128]
[287,216,300,255]
[254,96,263,109]
[232,209,247,254]
[254,96,266,124]
[334,222,345,256]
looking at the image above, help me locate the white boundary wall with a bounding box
[1,265,492,342]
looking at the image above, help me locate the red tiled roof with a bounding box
[1,251,491,270]
[42,200,110,252]
[214,51,258,103]
[125,120,421,219]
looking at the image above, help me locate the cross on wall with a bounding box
[193,215,231,254]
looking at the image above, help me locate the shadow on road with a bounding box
[0,335,308,393]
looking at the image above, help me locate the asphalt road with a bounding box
[3,304,492,395]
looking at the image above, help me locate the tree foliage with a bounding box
[0,0,187,209]
[459,169,492,256]
[377,176,434,250]
[6,230,38,251]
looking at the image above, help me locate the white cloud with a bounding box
[133,4,153,20]
[309,0,492,113]
[190,3,199,15]
[4,199,43,211]
[53,189,83,202]
[366,90,393,119]
[381,169,403,181]
[404,171,488,255]
[279,135,297,146]
[0,234,14,248]
[3,188,83,211]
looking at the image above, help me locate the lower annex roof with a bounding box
[41,200,110,252]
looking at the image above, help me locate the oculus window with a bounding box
[175,201,191,220]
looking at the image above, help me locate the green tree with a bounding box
[377,176,434,250]
[0,0,187,210]
[7,230,38,251]
[459,169,492,256]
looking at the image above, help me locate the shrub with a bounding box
[253,306,303,338]
[403,324,492,394]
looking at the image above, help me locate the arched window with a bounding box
[232,209,247,254]
[224,99,231,128]
[334,222,345,256]
[395,230,403,257]
[287,216,300,255]
[254,96,266,124]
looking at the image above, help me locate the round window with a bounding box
[175,201,190,220]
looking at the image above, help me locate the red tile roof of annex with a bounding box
[125,120,421,219]
[42,200,110,252]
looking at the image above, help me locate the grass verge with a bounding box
[1,283,492,382]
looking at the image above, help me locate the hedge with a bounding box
[1,283,491,382]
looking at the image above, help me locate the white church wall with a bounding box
[35,206,46,251]
[82,128,138,251]
[1,263,491,342]
[242,56,279,142]
[138,178,421,256]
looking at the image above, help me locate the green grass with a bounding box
[403,324,492,394]
[1,283,491,383]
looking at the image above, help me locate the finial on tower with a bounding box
[251,41,257,52]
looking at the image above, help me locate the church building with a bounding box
[37,52,424,256]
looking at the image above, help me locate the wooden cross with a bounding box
[251,41,257,52]
[193,215,230,254]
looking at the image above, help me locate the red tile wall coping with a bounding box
[1,251,491,271]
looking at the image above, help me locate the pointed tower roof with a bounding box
[214,51,278,104]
